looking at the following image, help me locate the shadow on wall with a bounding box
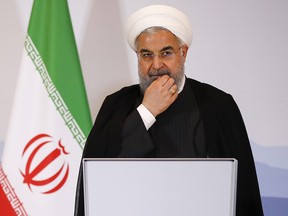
[252,141,288,216]
[255,161,288,215]
[251,141,288,198]
[255,162,288,198]
[262,197,288,216]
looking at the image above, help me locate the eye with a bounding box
[161,51,174,57]
[141,52,154,58]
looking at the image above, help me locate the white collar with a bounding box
[178,75,186,93]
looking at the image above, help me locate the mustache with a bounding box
[148,70,171,78]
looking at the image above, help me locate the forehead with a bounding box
[136,30,179,51]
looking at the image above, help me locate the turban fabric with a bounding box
[125,5,193,51]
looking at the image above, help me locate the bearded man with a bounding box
[74,5,263,216]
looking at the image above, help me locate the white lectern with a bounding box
[83,158,237,216]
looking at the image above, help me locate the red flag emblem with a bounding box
[20,134,69,194]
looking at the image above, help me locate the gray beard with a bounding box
[138,65,185,94]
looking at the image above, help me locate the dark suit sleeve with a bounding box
[118,109,155,157]
[221,95,263,216]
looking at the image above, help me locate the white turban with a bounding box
[125,5,193,51]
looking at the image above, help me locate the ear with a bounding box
[180,45,189,62]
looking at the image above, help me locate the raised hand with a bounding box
[142,75,178,117]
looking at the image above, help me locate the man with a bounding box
[74,5,263,216]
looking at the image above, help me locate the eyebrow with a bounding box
[139,46,175,53]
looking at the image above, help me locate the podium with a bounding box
[82,158,237,216]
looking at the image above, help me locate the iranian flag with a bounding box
[0,0,92,215]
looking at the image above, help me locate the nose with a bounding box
[151,55,164,70]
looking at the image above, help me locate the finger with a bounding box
[159,75,170,86]
[168,84,178,95]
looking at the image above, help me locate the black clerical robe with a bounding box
[74,78,263,216]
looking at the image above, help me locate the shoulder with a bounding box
[94,84,141,122]
[103,84,140,106]
[186,78,243,118]
[91,84,140,136]
[187,78,233,103]
[187,78,229,96]
[106,84,140,98]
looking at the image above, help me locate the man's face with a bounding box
[136,30,188,93]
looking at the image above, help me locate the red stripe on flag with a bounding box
[0,166,28,216]
[0,185,16,216]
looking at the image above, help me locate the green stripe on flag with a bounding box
[27,0,92,144]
